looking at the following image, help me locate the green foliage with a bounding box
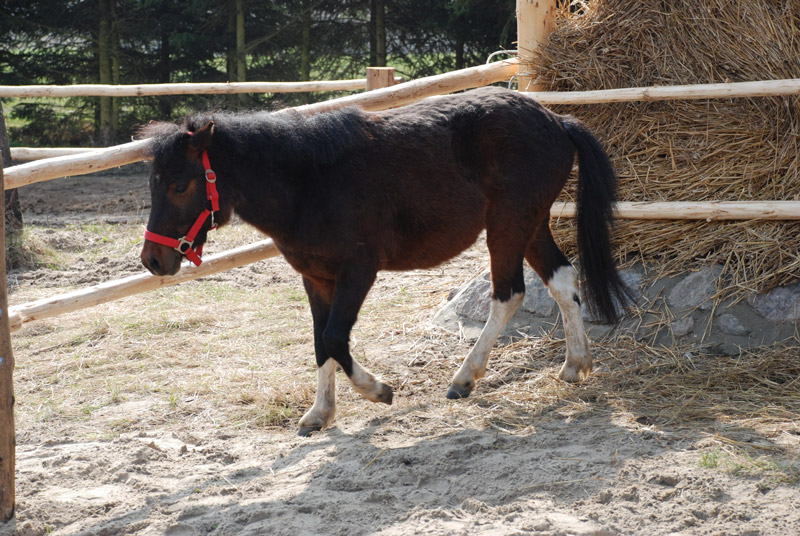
[0,0,517,145]
[9,101,95,146]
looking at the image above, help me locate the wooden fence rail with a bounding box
[528,78,800,105]
[3,45,800,529]
[552,201,800,221]
[10,148,103,161]
[0,79,369,98]
[3,60,519,189]
[7,240,280,333]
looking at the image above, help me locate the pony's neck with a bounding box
[211,124,299,239]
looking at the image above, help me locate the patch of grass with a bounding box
[699,449,721,469]
[699,447,800,485]
[167,388,182,409]
[6,228,65,271]
[106,379,123,404]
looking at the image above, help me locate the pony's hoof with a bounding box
[558,362,591,383]
[446,383,472,399]
[298,425,322,437]
[375,383,393,405]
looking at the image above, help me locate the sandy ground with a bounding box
[1,168,798,535]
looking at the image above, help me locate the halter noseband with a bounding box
[144,149,220,267]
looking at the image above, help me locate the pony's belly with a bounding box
[382,222,484,271]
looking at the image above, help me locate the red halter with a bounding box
[144,150,220,267]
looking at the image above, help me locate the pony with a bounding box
[140,86,629,436]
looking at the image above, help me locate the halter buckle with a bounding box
[205,169,217,182]
[176,237,194,254]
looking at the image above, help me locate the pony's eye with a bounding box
[174,184,188,194]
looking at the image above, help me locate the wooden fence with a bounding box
[2,55,800,522]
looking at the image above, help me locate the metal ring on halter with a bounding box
[176,237,194,254]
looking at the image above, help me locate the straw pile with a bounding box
[531,0,800,298]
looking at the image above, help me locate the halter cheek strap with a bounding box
[144,150,220,267]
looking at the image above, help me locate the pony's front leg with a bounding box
[324,260,393,406]
[298,276,338,436]
[298,358,337,436]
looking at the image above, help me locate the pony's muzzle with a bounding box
[141,242,182,276]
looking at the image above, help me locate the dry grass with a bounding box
[530,0,800,298]
[468,336,800,435]
[11,219,800,450]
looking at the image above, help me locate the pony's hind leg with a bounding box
[526,225,592,382]
[447,237,526,399]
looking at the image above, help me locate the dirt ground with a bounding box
[1,168,799,536]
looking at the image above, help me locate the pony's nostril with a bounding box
[147,255,161,274]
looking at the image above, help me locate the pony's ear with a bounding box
[187,121,215,158]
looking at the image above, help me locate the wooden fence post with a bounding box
[0,160,15,522]
[516,0,557,92]
[366,67,396,91]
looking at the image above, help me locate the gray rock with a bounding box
[671,316,694,337]
[667,265,723,311]
[749,282,800,323]
[716,313,749,336]
[453,274,492,322]
[520,268,556,317]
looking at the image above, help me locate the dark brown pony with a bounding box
[140,86,628,435]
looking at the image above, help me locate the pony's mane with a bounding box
[139,108,373,172]
[137,121,186,164]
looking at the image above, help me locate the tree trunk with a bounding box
[300,1,312,104]
[157,31,172,117]
[370,0,386,67]
[300,2,311,82]
[98,0,113,145]
[110,0,120,140]
[0,125,16,524]
[236,0,247,106]
[227,1,236,82]
[455,37,465,70]
[0,103,23,250]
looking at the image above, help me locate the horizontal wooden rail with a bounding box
[3,60,519,188]
[10,147,103,161]
[4,139,152,190]
[551,201,800,220]
[293,59,520,114]
[529,78,800,105]
[7,202,800,333]
[0,79,370,98]
[8,239,280,332]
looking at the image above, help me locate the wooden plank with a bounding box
[10,147,100,161]
[0,157,15,521]
[0,79,368,98]
[293,59,519,114]
[516,0,557,92]
[8,239,281,332]
[550,201,800,220]
[529,78,800,105]
[366,67,396,91]
[3,60,519,189]
[4,139,152,190]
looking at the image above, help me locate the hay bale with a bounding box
[531,0,800,298]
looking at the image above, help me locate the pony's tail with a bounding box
[560,115,630,324]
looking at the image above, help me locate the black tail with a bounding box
[560,116,630,324]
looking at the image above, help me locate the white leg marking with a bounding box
[547,265,592,382]
[348,357,393,404]
[298,358,337,432]
[451,292,524,390]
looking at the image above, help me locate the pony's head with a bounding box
[140,120,232,276]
